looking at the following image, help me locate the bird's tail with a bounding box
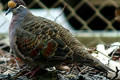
[73,51,114,72]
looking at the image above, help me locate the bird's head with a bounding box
[6,0,27,15]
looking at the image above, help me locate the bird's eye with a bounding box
[14,4,19,8]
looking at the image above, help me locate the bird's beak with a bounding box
[5,8,13,15]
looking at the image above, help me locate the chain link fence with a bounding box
[0,0,120,47]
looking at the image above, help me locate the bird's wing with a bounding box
[15,17,74,63]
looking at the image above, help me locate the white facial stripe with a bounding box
[16,5,26,9]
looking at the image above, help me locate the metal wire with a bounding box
[1,0,120,46]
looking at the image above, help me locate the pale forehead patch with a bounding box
[8,1,17,8]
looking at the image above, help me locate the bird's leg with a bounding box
[68,63,79,74]
[25,67,40,78]
[77,66,81,72]
[12,66,29,79]
[68,64,75,74]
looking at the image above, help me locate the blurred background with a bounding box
[0,0,120,47]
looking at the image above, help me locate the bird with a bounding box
[6,0,113,75]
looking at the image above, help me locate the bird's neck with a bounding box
[9,10,32,32]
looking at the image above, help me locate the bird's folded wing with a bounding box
[15,18,74,62]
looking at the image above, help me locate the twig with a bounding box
[111,67,120,80]
[79,66,89,74]
[3,55,7,71]
[12,66,29,80]
[0,65,18,72]
[110,48,118,58]
[11,54,20,70]
[68,64,74,74]
[97,51,111,59]
[54,3,66,22]
[14,57,20,70]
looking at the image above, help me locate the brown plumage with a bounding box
[7,0,113,72]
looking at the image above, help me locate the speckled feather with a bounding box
[9,0,113,72]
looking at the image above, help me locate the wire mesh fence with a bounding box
[0,0,120,47]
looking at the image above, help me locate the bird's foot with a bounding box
[25,67,40,78]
